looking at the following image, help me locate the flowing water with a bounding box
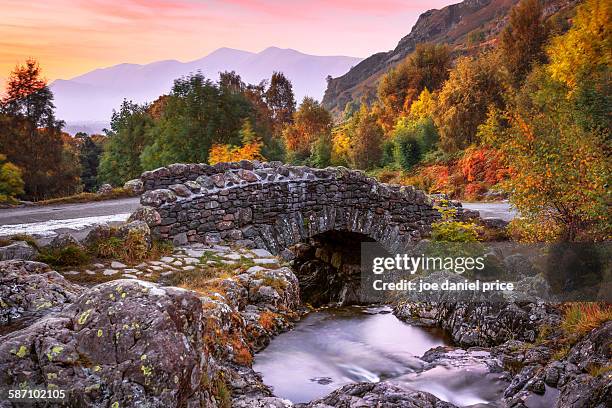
[254,306,521,406]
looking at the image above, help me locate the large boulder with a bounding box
[47,233,81,250]
[117,221,152,249]
[97,183,113,195]
[0,241,38,261]
[128,206,162,228]
[298,382,457,408]
[123,178,144,195]
[0,279,218,407]
[0,260,83,325]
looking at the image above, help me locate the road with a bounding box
[0,197,140,225]
[0,197,141,241]
[461,202,517,222]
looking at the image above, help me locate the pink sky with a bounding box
[0,0,455,82]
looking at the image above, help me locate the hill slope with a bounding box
[50,47,362,129]
[322,0,576,115]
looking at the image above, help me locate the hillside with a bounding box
[50,47,362,131]
[322,0,578,115]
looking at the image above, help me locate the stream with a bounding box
[254,306,513,406]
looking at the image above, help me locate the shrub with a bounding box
[37,245,90,268]
[431,207,481,242]
[0,154,25,203]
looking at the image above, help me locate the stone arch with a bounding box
[138,161,440,254]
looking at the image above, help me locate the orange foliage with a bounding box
[208,142,264,165]
[402,147,509,200]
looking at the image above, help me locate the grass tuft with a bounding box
[561,303,612,337]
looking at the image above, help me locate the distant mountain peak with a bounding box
[49,47,363,133]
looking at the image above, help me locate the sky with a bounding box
[0,0,455,82]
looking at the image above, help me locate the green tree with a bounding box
[77,133,103,192]
[546,0,611,132]
[140,73,252,170]
[99,100,152,185]
[434,52,506,152]
[266,72,296,134]
[499,0,549,86]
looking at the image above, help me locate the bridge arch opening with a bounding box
[288,230,389,307]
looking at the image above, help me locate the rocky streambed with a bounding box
[0,242,610,407]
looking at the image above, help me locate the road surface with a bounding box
[0,197,140,225]
[0,197,141,241]
[461,202,517,222]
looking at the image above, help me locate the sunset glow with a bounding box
[0,0,454,81]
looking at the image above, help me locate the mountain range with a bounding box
[49,47,362,134]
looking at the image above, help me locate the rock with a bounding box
[251,248,273,258]
[82,224,112,247]
[0,279,218,407]
[299,382,457,408]
[47,233,81,250]
[482,218,509,230]
[123,178,144,194]
[140,189,176,207]
[0,260,83,325]
[97,183,113,195]
[168,183,192,197]
[173,232,188,246]
[110,261,127,269]
[117,220,152,249]
[102,269,118,276]
[0,241,38,261]
[503,253,537,278]
[128,206,162,228]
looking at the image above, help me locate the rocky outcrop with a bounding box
[0,260,83,325]
[0,249,302,407]
[139,161,440,254]
[395,300,561,347]
[0,241,38,261]
[0,279,217,407]
[298,382,457,408]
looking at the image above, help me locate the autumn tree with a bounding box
[545,0,611,132]
[377,43,451,132]
[499,0,549,87]
[208,120,265,164]
[434,52,506,152]
[350,105,384,170]
[0,59,79,199]
[283,97,332,163]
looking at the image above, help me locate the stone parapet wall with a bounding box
[139,161,440,253]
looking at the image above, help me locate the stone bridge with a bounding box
[138,161,440,254]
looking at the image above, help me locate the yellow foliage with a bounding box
[547,0,611,90]
[408,88,436,121]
